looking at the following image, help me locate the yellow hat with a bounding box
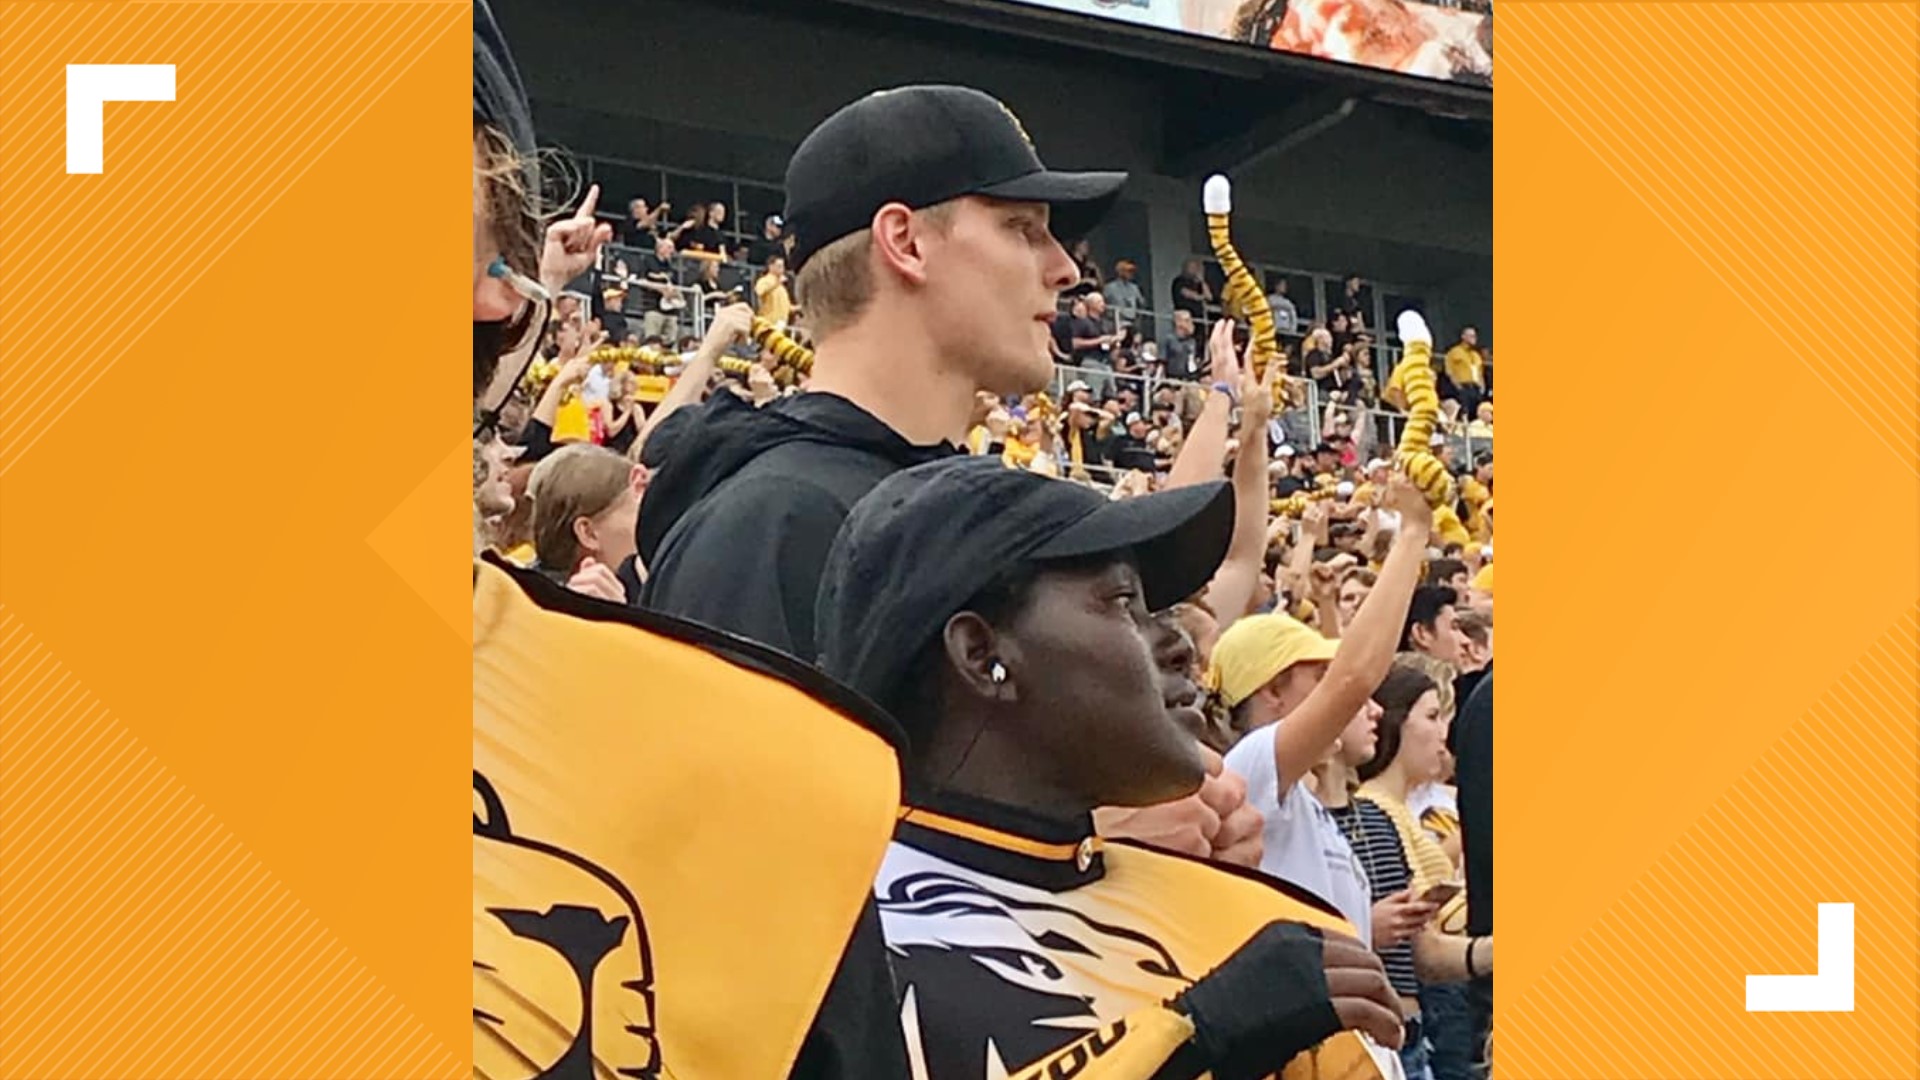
[551,394,592,444]
[1208,614,1339,708]
[1471,564,1493,596]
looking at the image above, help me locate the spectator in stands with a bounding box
[708,200,731,248]
[1353,663,1493,1080]
[528,443,646,603]
[1338,273,1370,326]
[1312,441,1344,480]
[623,196,668,245]
[1427,558,1470,597]
[1467,401,1494,441]
[1070,291,1121,397]
[1299,324,1334,383]
[597,256,634,343]
[1329,310,1357,358]
[1311,337,1361,400]
[1112,325,1146,399]
[1402,585,1468,669]
[1213,477,1428,934]
[755,253,793,326]
[1172,258,1212,321]
[1160,307,1200,381]
[690,258,735,316]
[1272,378,1316,452]
[637,83,1122,664]
[749,213,786,264]
[1061,400,1115,474]
[1112,411,1159,473]
[1337,567,1377,631]
[1051,294,1084,365]
[815,458,1404,1079]
[1068,237,1102,287]
[1267,277,1299,337]
[1454,673,1493,1079]
[1272,446,1313,497]
[1103,258,1145,328]
[633,235,686,343]
[1455,608,1491,676]
[674,203,726,257]
[1444,327,1486,415]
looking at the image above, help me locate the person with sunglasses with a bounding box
[471,8,921,1080]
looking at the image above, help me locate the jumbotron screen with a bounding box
[1008,0,1491,85]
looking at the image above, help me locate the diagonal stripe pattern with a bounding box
[0,605,462,1078]
[1502,608,1920,1079]
[0,1,467,477]
[1500,2,1920,477]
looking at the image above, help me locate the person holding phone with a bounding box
[1351,663,1492,1080]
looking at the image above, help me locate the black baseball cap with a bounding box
[816,457,1232,718]
[783,85,1128,272]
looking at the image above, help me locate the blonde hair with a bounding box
[529,444,631,572]
[793,201,955,340]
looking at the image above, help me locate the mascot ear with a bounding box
[475,771,513,838]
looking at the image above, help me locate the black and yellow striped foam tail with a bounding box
[1385,335,1453,508]
[751,316,813,374]
[1203,175,1279,383]
[591,344,675,373]
[1270,487,1339,519]
[1396,452,1453,508]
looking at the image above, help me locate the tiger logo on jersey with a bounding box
[473,772,662,1080]
[877,865,1190,1079]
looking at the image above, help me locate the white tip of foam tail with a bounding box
[1203,175,1232,215]
[1396,310,1432,347]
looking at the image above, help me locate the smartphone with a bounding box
[1420,882,1463,907]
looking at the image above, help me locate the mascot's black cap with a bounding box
[473,0,534,156]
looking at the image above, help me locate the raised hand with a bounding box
[1208,318,1242,386]
[541,183,615,295]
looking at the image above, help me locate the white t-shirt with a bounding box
[1223,723,1374,946]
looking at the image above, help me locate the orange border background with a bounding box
[2,2,1916,1078]
[0,3,468,1076]
[1501,3,1918,1077]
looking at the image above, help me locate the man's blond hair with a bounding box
[794,202,956,340]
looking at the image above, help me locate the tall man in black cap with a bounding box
[632,85,1127,1080]
[637,85,1125,659]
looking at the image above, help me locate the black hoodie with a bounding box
[627,389,955,1080]
[634,389,958,660]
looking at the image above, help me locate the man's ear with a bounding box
[943,611,1017,703]
[572,515,598,556]
[870,202,932,287]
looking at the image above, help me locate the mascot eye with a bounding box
[1032,930,1095,957]
[1137,958,1179,979]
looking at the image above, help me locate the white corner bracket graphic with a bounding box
[67,64,175,174]
[1745,903,1854,1012]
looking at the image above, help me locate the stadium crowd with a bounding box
[473,4,1492,1078]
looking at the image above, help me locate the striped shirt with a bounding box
[1328,800,1419,997]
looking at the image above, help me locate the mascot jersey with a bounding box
[875,791,1407,1080]
[473,560,904,1079]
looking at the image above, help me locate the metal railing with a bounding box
[1040,361,1326,456]
[1320,400,1493,469]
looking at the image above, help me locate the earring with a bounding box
[989,661,1008,685]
